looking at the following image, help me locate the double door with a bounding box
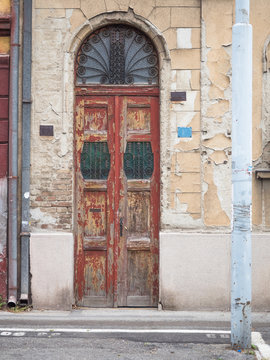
[75,88,159,307]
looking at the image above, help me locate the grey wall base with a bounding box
[30,232,270,311]
[160,232,270,311]
[30,232,74,310]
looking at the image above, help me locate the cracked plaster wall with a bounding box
[31,0,203,231]
[252,0,270,230]
[200,0,232,229]
[31,8,73,231]
[31,0,269,232]
[161,0,233,231]
[29,0,270,312]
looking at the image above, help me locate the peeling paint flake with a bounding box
[209,150,228,165]
[203,162,230,226]
[203,134,231,150]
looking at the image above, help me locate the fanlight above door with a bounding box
[76,25,159,85]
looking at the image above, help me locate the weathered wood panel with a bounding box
[0,57,9,96]
[75,96,115,307]
[127,191,150,236]
[0,98,8,118]
[118,95,160,307]
[0,55,8,300]
[84,191,107,237]
[0,120,8,142]
[0,144,8,177]
[84,105,108,132]
[127,106,150,132]
[0,177,7,300]
[75,89,159,308]
[84,251,106,297]
[127,250,151,306]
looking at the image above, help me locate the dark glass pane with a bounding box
[124,142,154,179]
[81,142,110,180]
[76,25,158,85]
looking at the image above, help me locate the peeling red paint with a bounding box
[0,177,8,301]
[0,56,9,301]
[74,87,159,307]
[0,248,7,301]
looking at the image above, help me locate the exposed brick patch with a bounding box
[30,168,73,231]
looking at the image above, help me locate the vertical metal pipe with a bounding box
[8,0,20,307]
[235,0,250,23]
[231,0,252,349]
[20,0,32,305]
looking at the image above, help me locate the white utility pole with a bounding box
[231,0,252,349]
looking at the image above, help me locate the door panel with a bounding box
[127,106,151,132]
[75,96,115,307]
[127,191,150,236]
[118,96,159,307]
[75,91,159,307]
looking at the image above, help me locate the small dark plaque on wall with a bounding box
[40,125,54,137]
[171,92,186,102]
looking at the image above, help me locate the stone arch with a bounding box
[66,9,170,60]
[62,9,171,221]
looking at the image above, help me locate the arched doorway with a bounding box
[74,25,160,307]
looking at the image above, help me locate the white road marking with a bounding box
[0,328,231,334]
[13,332,26,337]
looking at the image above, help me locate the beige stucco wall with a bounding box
[29,0,270,310]
[251,0,270,229]
[31,0,204,232]
[30,0,270,230]
[201,0,232,229]
[30,0,235,232]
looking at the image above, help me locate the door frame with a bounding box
[74,85,160,307]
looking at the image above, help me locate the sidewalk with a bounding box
[0,309,269,359]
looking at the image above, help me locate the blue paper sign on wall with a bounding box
[178,127,192,138]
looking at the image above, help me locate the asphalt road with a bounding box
[0,309,265,360]
[0,334,256,360]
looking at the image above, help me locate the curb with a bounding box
[252,332,270,360]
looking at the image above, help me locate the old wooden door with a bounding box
[74,25,160,307]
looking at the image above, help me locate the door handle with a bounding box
[120,217,123,237]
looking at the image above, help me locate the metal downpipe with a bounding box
[231,0,252,349]
[19,0,32,306]
[8,0,20,307]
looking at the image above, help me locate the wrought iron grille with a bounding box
[76,25,158,85]
[81,142,110,180]
[124,142,154,179]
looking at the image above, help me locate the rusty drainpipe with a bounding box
[19,0,32,305]
[8,0,20,307]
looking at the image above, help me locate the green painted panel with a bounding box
[81,142,110,180]
[124,142,153,179]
